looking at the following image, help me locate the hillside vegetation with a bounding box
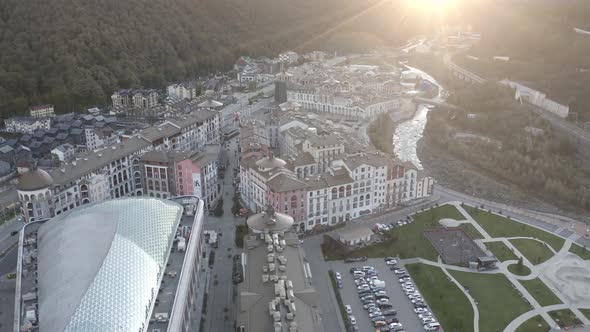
[0,0,451,116]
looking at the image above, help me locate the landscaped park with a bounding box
[323,202,590,332]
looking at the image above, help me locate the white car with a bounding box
[421,317,437,325]
[386,259,398,265]
[374,291,387,297]
[389,322,404,330]
[399,277,411,283]
[358,285,370,291]
[376,298,390,305]
[349,316,357,325]
[408,293,422,299]
[368,306,381,313]
[415,308,429,314]
[345,305,352,315]
[335,272,342,281]
[411,298,425,304]
[424,322,441,330]
[418,313,433,320]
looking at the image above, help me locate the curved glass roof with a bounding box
[37,198,183,332]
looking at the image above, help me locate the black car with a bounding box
[414,303,427,308]
[10,230,18,236]
[381,309,397,316]
[378,303,393,309]
[375,295,390,300]
[358,290,372,296]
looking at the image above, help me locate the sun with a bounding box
[406,0,457,12]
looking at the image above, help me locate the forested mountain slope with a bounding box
[0,0,443,115]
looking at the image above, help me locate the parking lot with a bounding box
[332,258,440,331]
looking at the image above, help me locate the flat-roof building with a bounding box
[236,206,323,331]
[14,196,206,332]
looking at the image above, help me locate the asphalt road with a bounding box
[204,134,242,332]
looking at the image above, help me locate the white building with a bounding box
[111,89,159,108]
[29,105,55,118]
[4,117,51,134]
[167,82,199,100]
[16,110,222,223]
[84,127,119,151]
[279,51,299,64]
[51,143,75,162]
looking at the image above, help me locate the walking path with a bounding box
[400,202,590,332]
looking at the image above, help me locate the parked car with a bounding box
[385,318,399,324]
[362,266,375,271]
[395,269,408,275]
[362,298,375,305]
[421,317,437,325]
[335,272,342,281]
[389,322,404,331]
[378,303,393,309]
[374,290,387,296]
[369,310,383,318]
[368,306,381,313]
[371,316,386,322]
[350,267,360,273]
[361,294,375,301]
[418,313,432,319]
[345,305,352,315]
[374,321,387,327]
[399,277,411,283]
[364,302,378,310]
[349,316,357,325]
[424,322,441,331]
[376,295,390,301]
[358,284,370,291]
[415,308,429,314]
[381,308,397,316]
[385,259,398,265]
[414,303,428,309]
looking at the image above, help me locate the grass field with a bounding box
[515,315,550,332]
[508,263,531,276]
[407,264,474,332]
[509,239,554,265]
[451,270,531,332]
[485,241,518,262]
[580,309,590,320]
[569,244,590,260]
[548,309,582,328]
[519,278,562,306]
[336,205,465,261]
[463,206,564,251]
[461,223,484,239]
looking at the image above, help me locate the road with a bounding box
[203,133,242,332]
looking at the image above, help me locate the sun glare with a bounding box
[407,0,457,12]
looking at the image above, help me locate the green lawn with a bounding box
[463,206,564,251]
[337,205,465,261]
[451,270,531,332]
[580,309,590,320]
[485,241,518,262]
[548,309,583,328]
[515,315,550,332]
[569,244,590,260]
[507,263,531,276]
[519,278,562,306]
[461,223,484,239]
[509,239,554,265]
[407,264,474,332]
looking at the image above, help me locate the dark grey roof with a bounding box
[17,168,54,191]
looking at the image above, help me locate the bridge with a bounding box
[443,53,486,85]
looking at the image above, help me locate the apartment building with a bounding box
[29,104,55,118]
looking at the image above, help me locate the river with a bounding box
[393,65,445,170]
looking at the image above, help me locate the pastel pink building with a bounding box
[266,174,308,232]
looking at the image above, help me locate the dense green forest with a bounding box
[425,83,590,211]
[0,0,458,116]
[1,0,588,117]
